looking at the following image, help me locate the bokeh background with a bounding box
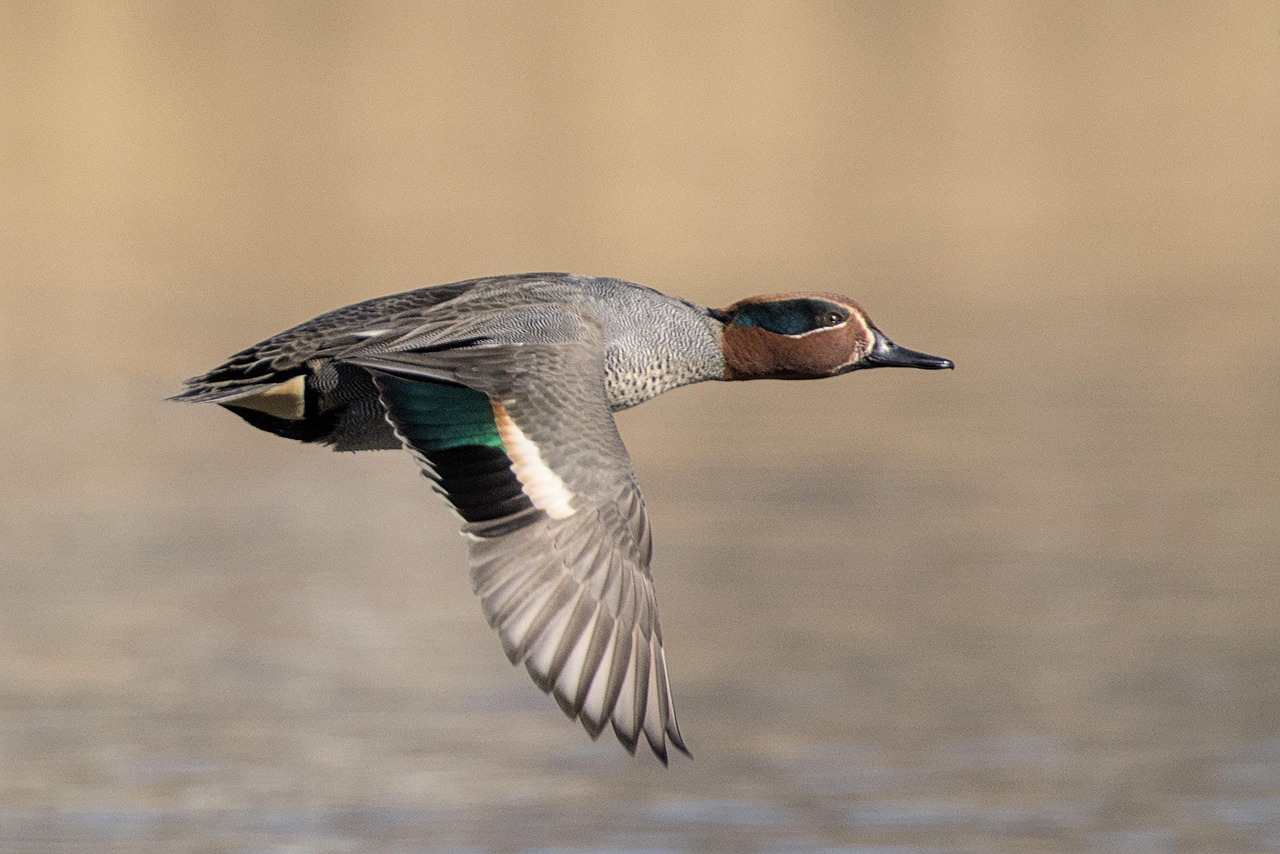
[2,2,1278,852]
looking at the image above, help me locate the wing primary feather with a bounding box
[475,541,552,617]
[606,632,639,754]
[611,635,651,755]
[546,594,600,712]
[509,576,577,667]
[599,620,633,734]
[494,569,563,663]
[570,607,616,719]
[642,636,670,763]
[471,543,540,600]
[550,599,598,717]
[653,642,691,758]
[630,632,652,741]
[486,558,560,632]
[524,587,580,692]
[578,622,618,737]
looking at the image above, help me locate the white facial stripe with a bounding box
[230,374,306,419]
[492,402,577,520]
[790,319,848,338]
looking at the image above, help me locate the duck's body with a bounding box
[176,272,952,763]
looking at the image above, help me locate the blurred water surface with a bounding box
[1,3,1278,853]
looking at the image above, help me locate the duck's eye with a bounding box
[825,311,843,326]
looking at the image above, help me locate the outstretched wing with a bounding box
[349,320,689,763]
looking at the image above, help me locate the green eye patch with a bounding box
[733,299,848,336]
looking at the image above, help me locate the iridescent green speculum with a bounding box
[379,375,506,452]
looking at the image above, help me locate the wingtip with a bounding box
[668,727,693,761]
[611,719,641,756]
[166,384,210,404]
[524,658,556,693]
[550,684,579,718]
[644,730,670,766]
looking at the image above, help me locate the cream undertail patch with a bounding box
[228,374,307,420]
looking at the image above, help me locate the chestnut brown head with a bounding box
[716,293,953,380]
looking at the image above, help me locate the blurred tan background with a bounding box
[2,2,1278,853]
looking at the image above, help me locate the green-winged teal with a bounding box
[175,272,953,763]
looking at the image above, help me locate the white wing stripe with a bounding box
[492,401,576,520]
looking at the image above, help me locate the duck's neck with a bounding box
[601,305,727,411]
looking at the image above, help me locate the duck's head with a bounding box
[714,293,954,380]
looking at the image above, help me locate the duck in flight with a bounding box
[174,273,954,763]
